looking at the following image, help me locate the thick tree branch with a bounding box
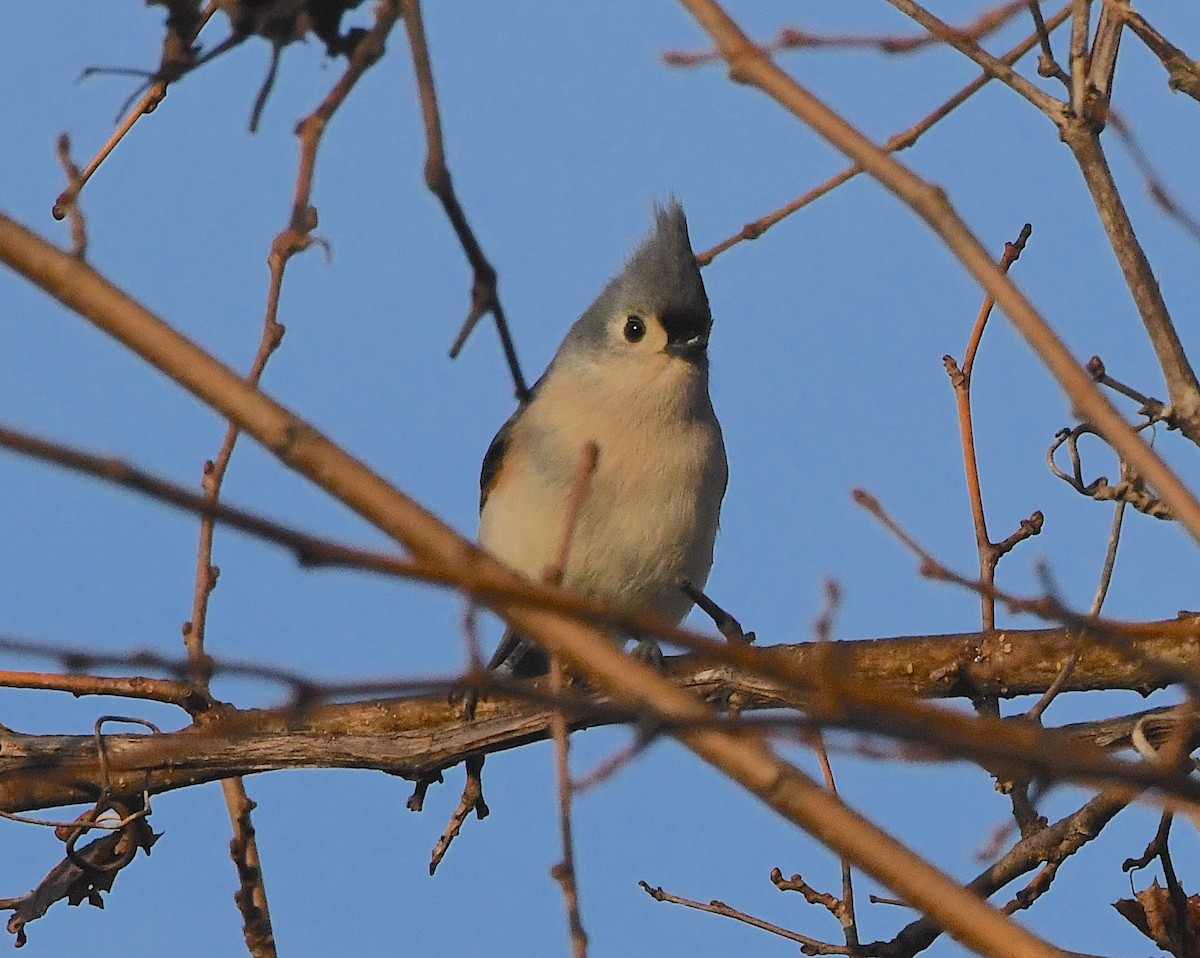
[2,623,1198,814]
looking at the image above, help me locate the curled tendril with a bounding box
[1047,423,1172,520]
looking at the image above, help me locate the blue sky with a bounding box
[3,3,1200,956]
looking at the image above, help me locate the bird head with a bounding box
[558,201,713,384]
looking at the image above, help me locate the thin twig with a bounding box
[1002,860,1062,914]
[1025,652,1080,723]
[665,1,1027,65]
[1047,423,1172,519]
[639,881,848,954]
[399,0,529,402]
[173,7,400,948]
[679,579,755,644]
[946,224,1034,638]
[428,755,488,874]
[1086,2,1124,113]
[1089,499,1129,615]
[695,6,1071,265]
[811,734,861,954]
[1117,4,1200,102]
[571,730,656,793]
[545,443,598,958]
[879,787,1130,956]
[883,0,1065,118]
[551,652,589,958]
[670,0,1200,552]
[1106,112,1200,245]
[54,135,87,259]
[223,780,275,958]
[1026,1,1070,85]
[52,4,217,219]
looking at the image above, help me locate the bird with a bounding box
[477,200,727,679]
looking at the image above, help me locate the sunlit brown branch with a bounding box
[16,386,1200,733]
[695,5,1071,265]
[852,487,1200,702]
[400,0,529,402]
[10,416,1200,743]
[0,669,202,712]
[8,640,1200,829]
[7,612,1200,727]
[945,224,1035,636]
[883,0,1064,117]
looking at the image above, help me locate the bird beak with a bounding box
[664,332,709,359]
[659,308,711,360]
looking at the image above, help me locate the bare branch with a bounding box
[640,880,848,954]
[1117,3,1200,103]
[399,0,529,402]
[1059,120,1200,442]
[883,0,1065,119]
[696,6,1072,265]
[665,2,1028,65]
[668,0,1200,551]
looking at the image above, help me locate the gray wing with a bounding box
[478,381,551,677]
[479,406,522,513]
[480,374,544,513]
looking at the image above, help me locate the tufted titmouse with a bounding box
[478,200,727,677]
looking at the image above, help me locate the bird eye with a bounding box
[623,316,646,343]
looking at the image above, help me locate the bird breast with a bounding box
[478,359,726,625]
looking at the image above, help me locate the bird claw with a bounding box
[629,636,664,669]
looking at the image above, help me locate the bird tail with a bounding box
[487,628,550,677]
